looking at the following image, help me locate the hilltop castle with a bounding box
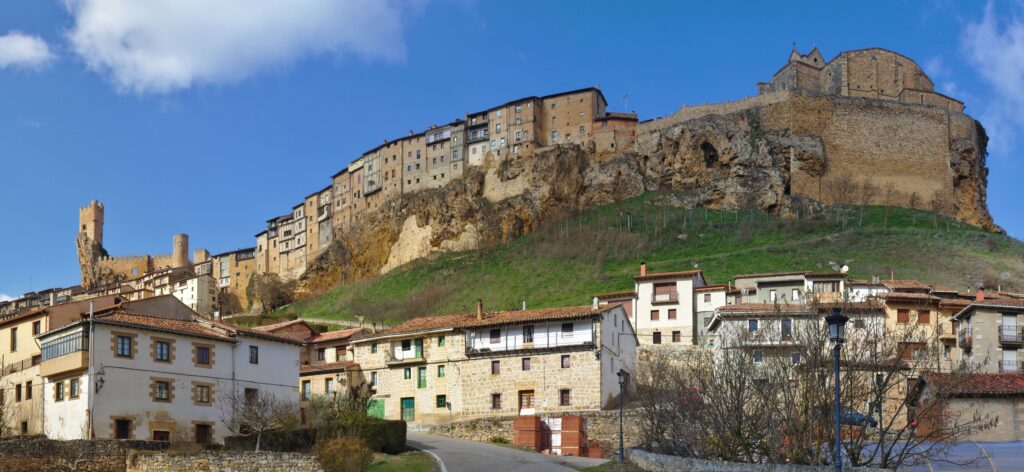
[76,46,994,312]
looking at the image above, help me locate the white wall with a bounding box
[598,306,637,407]
[633,276,697,345]
[465,320,593,352]
[44,373,91,440]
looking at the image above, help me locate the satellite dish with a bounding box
[840,265,849,274]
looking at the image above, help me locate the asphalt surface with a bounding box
[902,442,1024,471]
[408,432,608,472]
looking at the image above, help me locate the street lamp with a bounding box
[617,369,629,464]
[826,307,849,472]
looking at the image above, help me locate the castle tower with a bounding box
[79,200,104,245]
[172,234,190,268]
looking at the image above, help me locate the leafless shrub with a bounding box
[219,385,301,452]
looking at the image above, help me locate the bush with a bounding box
[324,414,405,454]
[488,435,510,444]
[315,437,373,472]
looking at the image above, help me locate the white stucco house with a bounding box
[37,308,300,444]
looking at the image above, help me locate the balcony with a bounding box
[40,331,89,377]
[937,321,956,341]
[466,128,489,143]
[386,341,425,366]
[999,361,1023,374]
[999,325,1024,347]
[651,293,679,305]
[958,329,973,350]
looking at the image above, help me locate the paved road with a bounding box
[902,442,1024,471]
[408,432,608,472]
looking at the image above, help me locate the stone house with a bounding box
[953,296,1024,374]
[36,307,300,444]
[914,372,1024,442]
[348,303,636,425]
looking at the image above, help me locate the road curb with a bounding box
[412,446,448,472]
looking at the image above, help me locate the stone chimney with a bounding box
[976,289,985,302]
[640,261,647,277]
[476,299,484,321]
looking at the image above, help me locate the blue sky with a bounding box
[0,1,1021,299]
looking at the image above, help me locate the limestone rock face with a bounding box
[303,97,997,288]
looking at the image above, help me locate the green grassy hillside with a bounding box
[273,193,1022,324]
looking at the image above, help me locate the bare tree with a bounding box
[219,385,301,452]
[858,180,879,227]
[929,192,954,231]
[307,382,377,442]
[0,357,15,439]
[250,273,295,314]
[882,183,898,230]
[908,192,921,226]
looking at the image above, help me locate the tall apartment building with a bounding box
[953,297,1024,374]
[347,304,635,424]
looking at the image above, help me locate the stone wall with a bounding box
[628,448,885,472]
[424,408,641,457]
[0,437,166,472]
[126,451,322,472]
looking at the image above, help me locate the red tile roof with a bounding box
[305,327,364,344]
[717,301,883,316]
[232,326,305,345]
[881,292,941,303]
[96,312,233,341]
[357,305,610,342]
[922,372,1024,397]
[593,291,636,299]
[733,271,808,279]
[300,361,357,375]
[882,280,931,290]
[634,270,702,282]
[695,284,729,292]
[252,318,310,332]
[954,298,1024,320]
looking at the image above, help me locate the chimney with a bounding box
[976,289,985,302]
[476,299,484,321]
[592,296,599,310]
[640,261,647,277]
[521,300,527,311]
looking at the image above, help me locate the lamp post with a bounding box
[617,369,629,464]
[826,308,849,472]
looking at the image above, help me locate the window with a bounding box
[15,384,21,402]
[561,355,571,368]
[317,348,326,362]
[370,372,377,386]
[781,319,793,339]
[704,293,711,303]
[491,360,500,375]
[792,289,800,301]
[650,310,660,321]
[20,422,27,435]
[195,345,211,366]
[490,329,501,344]
[55,382,64,401]
[70,378,79,398]
[672,331,681,343]
[897,309,910,324]
[753,350,765,363]
[114,419,132,439]
[652,332,662,344]
[403,368,412,380]
[197,384,211,404]
[522,325,534,343]
[249,346,259,364]
[115,335,132,357]
[195,424,212,444]
[32,321,40,336]
[438,335,445,347]
[748,319,759,333]
[325,378,334,396]
[491,393,502,409]
[9,327,16,352]
[918,310,931,324]
[668,309,677,320]
[522,358,531,371]
[561,323,574,337]
[791,352,802,365]
[437,395,447,408]
[770,290,777,302]
[854,318,866,329]
[155,381,170,402]
[302,381,311,401]
[155,341,170,362]
[438,365,445,377]
[559,389,571,406]
[371,343,378,353]
[244,388,259,405]
[25,381,31,400]
[153,430,170,442]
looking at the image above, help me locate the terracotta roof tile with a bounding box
[717,301,883,316]
[634,270,702,282]
[695,284,730,292]
[357,305,608,342]
[805,272,847,279]
[881,292,941,303]
[923,372,1024,397]
[593,291,636,299]
[733,271,808,279]
[233,327,305,345]
[305,328,364,343]
[252,318,309,332]
[96,312,233,341]
[882,280,931,290]
[300,361,357,375]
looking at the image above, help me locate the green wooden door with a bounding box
[417,367,427,389]
[367,399,385,419]
[414,338,424,358]
[401,397,415,422]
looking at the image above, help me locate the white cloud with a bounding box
[0,32,55,70]
[962,1,1024,155]
[0,293,14,302]
[64,0,423,94]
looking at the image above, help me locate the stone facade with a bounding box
[126,451,322,472]
[628,448,885,472]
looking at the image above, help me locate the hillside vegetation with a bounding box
[272,192,1022,325]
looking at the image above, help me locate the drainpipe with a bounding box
[87,301,96,439]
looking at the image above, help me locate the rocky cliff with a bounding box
[303,90,995,290]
